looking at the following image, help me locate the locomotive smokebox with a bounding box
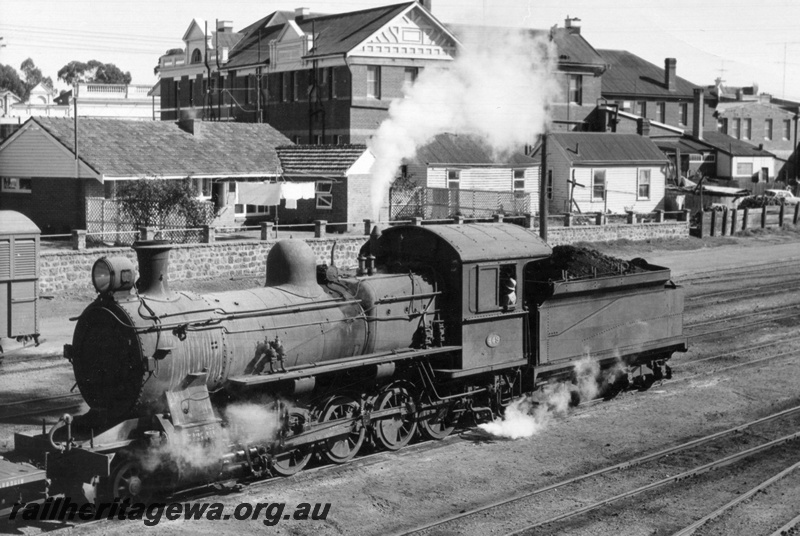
[132,240,172,297]
[266,240,322,297]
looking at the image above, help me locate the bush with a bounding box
[116,178,213,230]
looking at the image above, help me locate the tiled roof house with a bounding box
[0,117,291,232]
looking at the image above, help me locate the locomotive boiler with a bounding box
[13,222,687,503]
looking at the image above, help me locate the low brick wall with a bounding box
[547,221,690,246]
[40,237,366,295]
[39,221,691,294]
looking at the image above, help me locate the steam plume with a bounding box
[479,357,625,439]
[368,26,559,220]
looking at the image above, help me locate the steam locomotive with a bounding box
[9,222,686,505]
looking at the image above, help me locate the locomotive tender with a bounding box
[10,222,687,503]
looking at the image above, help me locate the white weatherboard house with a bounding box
[543,132,669,214]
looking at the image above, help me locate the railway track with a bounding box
[391,405,800,536]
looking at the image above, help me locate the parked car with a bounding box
[764,189,800,205]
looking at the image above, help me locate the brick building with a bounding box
[707,84,798,182]
[158,2,459,144]
[596,50,712,135]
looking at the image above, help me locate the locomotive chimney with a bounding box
[132,240,172,297]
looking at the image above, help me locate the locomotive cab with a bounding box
[369,223,552,374]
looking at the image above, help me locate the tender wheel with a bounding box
[373,386,417,451]
[272,409,313,477]
[317,395,365,464]
[417,399,456,440]
[109,459,152,503]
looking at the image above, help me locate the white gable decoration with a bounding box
[353,5,458,60]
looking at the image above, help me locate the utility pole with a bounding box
[539,133,548,242]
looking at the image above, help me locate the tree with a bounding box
[116,178,213,238]
[0,63,28,100]
[20,58,53,91]
[57,60,132,86]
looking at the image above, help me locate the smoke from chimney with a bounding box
[367,28,558,220]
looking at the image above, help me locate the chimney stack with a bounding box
[692,88,704,140]
[177,113,202,137]
[664,58,677,92]
[132,241,172,297]
[217,20,233,32]
[294,7,309,20]
[637,117,651,137]
[564,15,581,35]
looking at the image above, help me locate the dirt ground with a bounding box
[3,227,800,535]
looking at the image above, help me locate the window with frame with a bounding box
[329,67,337,99]
[319,68,329,100]
[447,169,460,189]
[743,118,751,140]
[244,75,250,105]
[316,181,333,209]
[292,72,302,101]
[736,162,753,176]
[765,119,773,140]
[592,169,606,200]
[234,203,271,217]
[784,119,791,140]
[191,49,202,64]
[637,169,651,200]
[313,135,322,145]
[732,118,741,139]
[188,79,195,106]
[173,81,180,107]
[636,101,646,117]
[656,102,665,123]
[719,117,728,134]
[568,74,582,105]
[1,177,32,193]
[333,135,343,145]
[547,169,553,200]
[367,66,381,99]
[282,72,291,102]
[512,169,525,190]
[404,67,418,88]
[193,178,212,199]
[679,103,688,125]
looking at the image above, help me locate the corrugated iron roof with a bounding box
[382,223,552,263]
[550,132,668,165]
[24,117,290,178]
[694,131,776,157]
[598,49,700,98]
[447,24,606,71]
[409,133,536,166]
[277,145,368,176]
[226,3,415,68]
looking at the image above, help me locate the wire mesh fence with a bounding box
[390,187,532,220]
[85,197,215,246]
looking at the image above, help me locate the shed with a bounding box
[0,210,40,347]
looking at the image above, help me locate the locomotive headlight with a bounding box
[92,257,136,293]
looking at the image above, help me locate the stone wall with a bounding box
[39,236,367,295]
[547,221,690,246]
[39,221,690,294]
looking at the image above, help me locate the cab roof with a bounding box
[379,223,552,264]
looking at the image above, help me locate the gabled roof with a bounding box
[5,117,290,179]
[692,131,775,157]
[447,25,606,73]
[300,2,416,57]
[549,132,669,165]
[226,2,452,68]
[277,145,368,176]
[598,49,700,98]
[409,133,536,166]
